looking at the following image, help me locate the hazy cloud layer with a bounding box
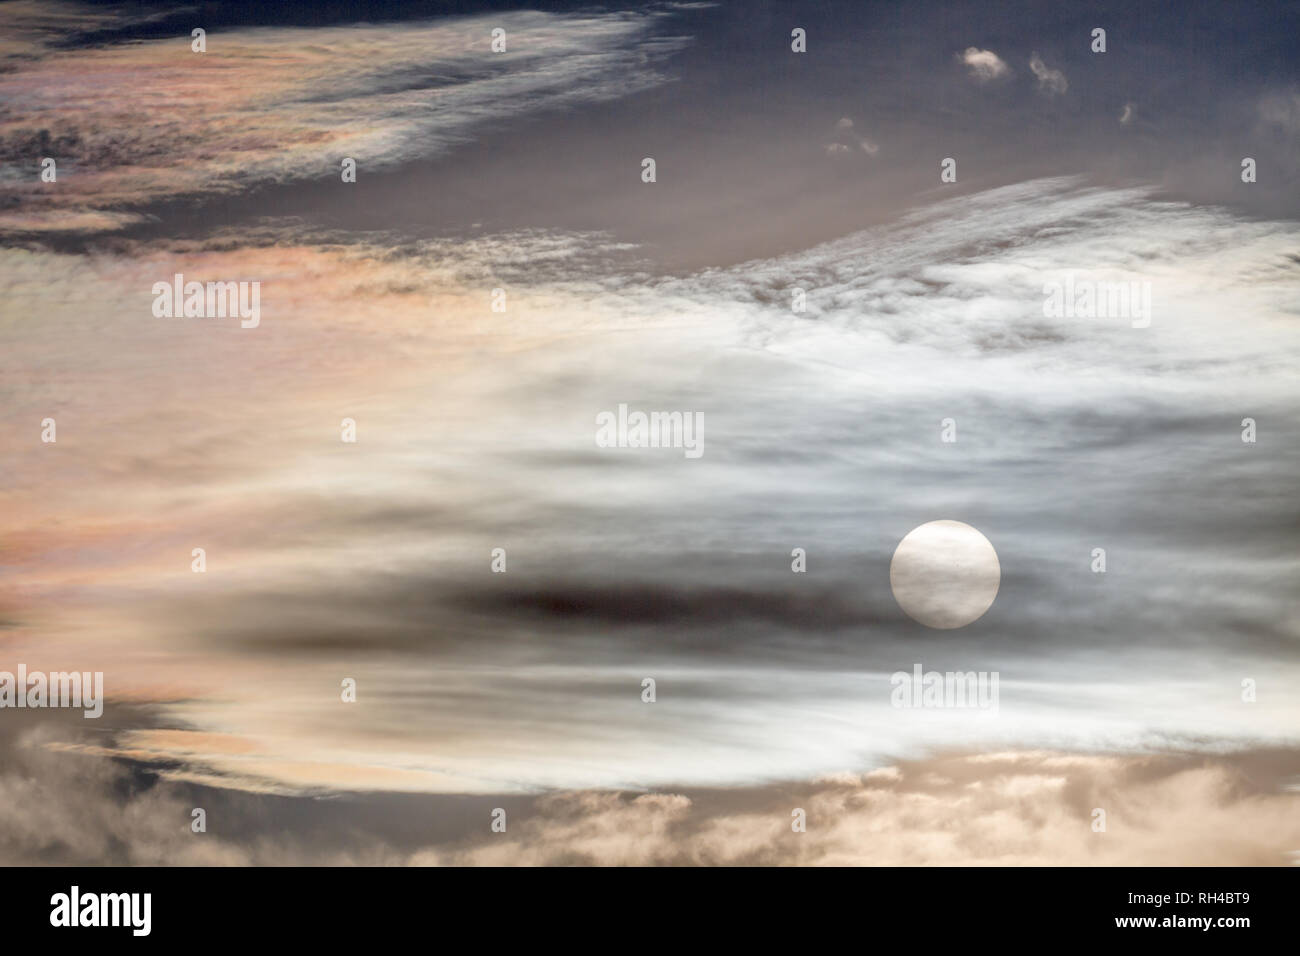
[3,179,1297,794]
[2,0,1298,862]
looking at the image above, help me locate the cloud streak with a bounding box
[0,7,685,234]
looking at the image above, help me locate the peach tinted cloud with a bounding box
[0,8,682,233]
[421,750,1300,866]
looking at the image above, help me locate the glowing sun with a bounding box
[890,520,1000,629]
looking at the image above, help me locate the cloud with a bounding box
[826,117,879,157]
[4,180,1299,796]
[1028,52,1067,95]
[4,718,1296,865]
[416,749,1300,865]
[0,715,249,865]
[1258,89,1300,134]
[0,7,688,234]
[1120,103,1136,125]
[3,0,1299,867]
[959,47,1009,82]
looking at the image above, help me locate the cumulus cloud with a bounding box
[1029,52,1067,95]
[423,750,1300,866]
[959,47,1009,82]
[5,721,1296,866]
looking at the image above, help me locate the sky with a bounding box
[0,0,1298,864]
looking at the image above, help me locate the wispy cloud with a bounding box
[1028,52,1067,95]
[1258,88,1300,134]
[0,8,686,234]
[3,181,1298,795]
[3,0,1298,868]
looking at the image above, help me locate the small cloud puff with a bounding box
[826,118,879,157]
[959,47,1009,82]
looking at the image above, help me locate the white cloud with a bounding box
[959,47,1009,82]
[827,117,879,157]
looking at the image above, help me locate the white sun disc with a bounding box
[889,520,1000,629]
